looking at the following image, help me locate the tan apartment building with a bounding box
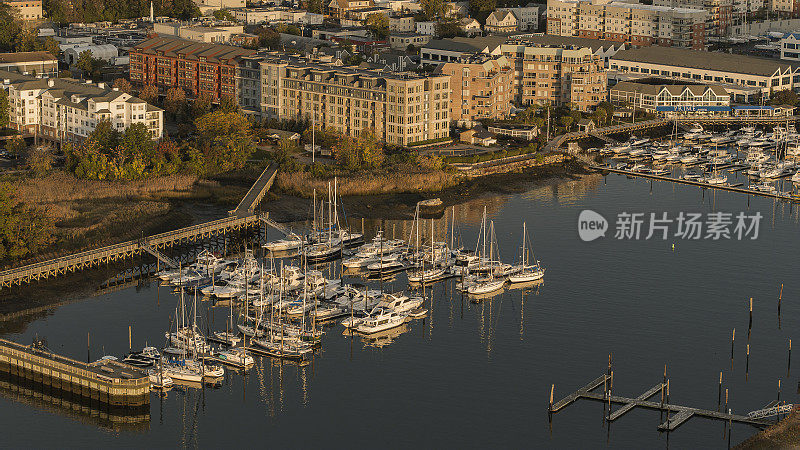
[5,0,42,20]
[500,42,607,111]
[439,55,514,127]
[653,0,732,35]
[547,0,708,49]
[259,57,451,146]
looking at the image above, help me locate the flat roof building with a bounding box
[0,51,58,78]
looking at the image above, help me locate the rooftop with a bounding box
[132,35,255,64]
[423,35,507,54]
[506,33,626,51]
[612,46,796,77]
[0,51,58,63]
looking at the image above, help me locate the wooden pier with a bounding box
[0,214,263,289]
[0,339,150,408]
[550,373,773,432]
[592,166,799,201]
[231,163,278,217]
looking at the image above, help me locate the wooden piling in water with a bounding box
[788,339,792,377]
[731,328,735,369]
[718,371,723,411]
[746,343,750,380]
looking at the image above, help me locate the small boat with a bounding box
[205,347,254,368]
[148,369,173,389]
[466,277,506,295]
[252,337,313,360]
[122,346,161,367]
[263,233,304,252]
[355,309,407,334]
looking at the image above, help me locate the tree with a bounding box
[27,146,53,176]
[164,87,187,116]
[5,136,25,155]
[769,89,798,106]
[436,20,463,38]
[75,50,94,73]
[559,115,574,131]
[194,111,255,173]
[0,89,8,128]
[0,184,53,261]
[257,28,280,49]
[213,8,235,21]
[139,84,159,104]
[113,77,133,94]
[219,95,240,113]
[469,0,496,22]
[192,93,213,118]
[364,13,389,40]
[420,0,447,20]
[306,0,323,14]
[332,131,384,169]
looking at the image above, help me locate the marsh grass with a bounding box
[275,167,459,198]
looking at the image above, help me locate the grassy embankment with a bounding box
[3,171,251,268]
[735,410,800,449]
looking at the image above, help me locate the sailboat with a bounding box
[466,221,506,295]
[305,184,343,261]
[508,222,545,283]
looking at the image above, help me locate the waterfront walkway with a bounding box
[0,162,284,289]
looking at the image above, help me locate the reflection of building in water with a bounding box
[521,174,602,206]
[0,373,150,432]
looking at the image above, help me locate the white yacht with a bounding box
[263,233,304,252]
[355,309,407,334]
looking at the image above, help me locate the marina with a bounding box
[0,158,799,447]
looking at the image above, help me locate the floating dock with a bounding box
[0,339,150,408]
[593,166,799,201]
[550,373,773,432]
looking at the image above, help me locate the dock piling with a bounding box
[718,371,723,411]
[789,339,792,377]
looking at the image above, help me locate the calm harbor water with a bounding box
[1,172,799,448]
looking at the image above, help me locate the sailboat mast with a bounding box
[522,222,527,267]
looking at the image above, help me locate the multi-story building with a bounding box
[3,70,163,145]
[500,41,608,111]
[609,80,730,114]
[153,23,252,44]
[485,10,519,33]
[609,46,800,99]
[230,7,323,25]
[258,57,451,146]
[328,0,375,18]
[653,0,732,35]
[497,5,543,31]
[438,55,514,127]
[194,0,245,15]
[389,33,432,50]
[237,55,263,118]
[0,51,58,77]
[5,0,42,20]
[547,0,709,49]
[389,15,416,32]
[780,32,800,61]
[130,36,255,102]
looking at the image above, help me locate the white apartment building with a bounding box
[230,7,323,25]
[5,74,163,145]
[497,4,542,31]
[547,0,709,49]
[610,46,800,98]
[416,21,437,35]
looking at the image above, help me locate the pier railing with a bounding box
[0,214,262,288]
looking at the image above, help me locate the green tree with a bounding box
[75,50,94,73]
[257,28,280,49]
[213,8,235,21]
[0,184,53,261]
[219,95,240,113]
[306,0,323,13]
[364,13,390,40]
[769,89,798,106]
[194,111,255,173]
[192,93,213,117]
[333,131,384,169]
[469,0,496,22]
[27,146,53,176]
[436,20,463,38]
[560,115,574,131]
[5,136,25,155]
[420,0,447,20]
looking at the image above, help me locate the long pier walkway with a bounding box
[551,374,773,432]
[592,166,799,201]
[232,163,278,217]
[0,214,263,289]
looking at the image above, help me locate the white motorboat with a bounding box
[148,370,173,389]
[207,347,254,368]
[372,292,423,314]
[263,233,304,252]
[355,309,407,334]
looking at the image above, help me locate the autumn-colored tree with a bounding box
[364,13,389,40]
[0,183,53,261]
[0,89,9,128]
[113,77,133,94]
[194,111,255,173]
[332,131,384,169]
[27,146,53,176]
[192,93,213,118]
[139,84,159,104]
[219,95,240,113]
[420,0,447,20]
[164,87,187,115]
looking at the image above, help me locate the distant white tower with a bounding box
[150,1,154,22]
